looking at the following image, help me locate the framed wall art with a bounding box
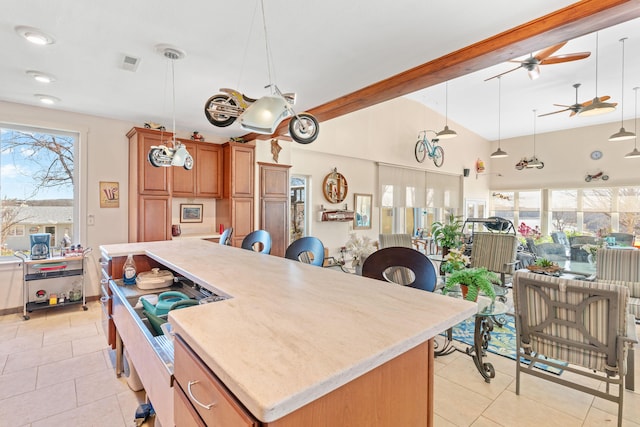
[99,181,120,208]
[354,193,372,230]
[180,204,203,223]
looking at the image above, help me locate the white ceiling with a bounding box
[2,1,639,142]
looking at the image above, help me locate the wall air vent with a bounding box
[122,55,140,72]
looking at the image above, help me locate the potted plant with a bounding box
[441,247,470,274]
[443,267,500,301]
[526,257,561,274]
[431,214,463,252]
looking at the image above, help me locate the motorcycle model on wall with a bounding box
[204,85,320,144]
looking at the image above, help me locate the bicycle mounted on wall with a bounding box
[414,130,445,167]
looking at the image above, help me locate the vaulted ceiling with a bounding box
[2,0,640,143]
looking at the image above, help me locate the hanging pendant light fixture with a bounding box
[491,76,508,158]
[609,37,635,141]
[436,81,458,139]
[525,109,544,168]
[579,32,617,117]
[625,87,640,158]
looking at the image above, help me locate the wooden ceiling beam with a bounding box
[246,0,640,141]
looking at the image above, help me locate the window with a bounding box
[378,164,461,234]
[1,124,77,256]
[550,189,577,232]
[582,188,612,235]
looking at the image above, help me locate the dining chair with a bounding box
[219,227,233,246]
[378,233,413,249]
[285,236,325,266]
[470,232,518,287]
[361,246,437,292]
[513,270,637,426]
[596,248,640,320]
[241,229,272,254]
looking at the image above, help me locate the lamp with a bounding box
[525,109,543,168]
[609,37,635,141]
[579,33,617,117]
[436,81,458,139]
[625,87,640,158]
[490,76,508,158]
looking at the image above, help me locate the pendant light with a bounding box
[436,81,458,139]
[579,32,617,117]
[625,87,640,158]
[525,109,543,168]
[490,76,508,158]
[609,37,635,141]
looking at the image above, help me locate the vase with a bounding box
[587,253,596,266]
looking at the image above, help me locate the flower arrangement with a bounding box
[517,222,541,240]
[441,247,470,274]
[581,242,606,256]
[345,233,376,266]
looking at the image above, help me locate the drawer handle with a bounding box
[100,296,110,303]
[187,380,216,410]
[100,278,109,284]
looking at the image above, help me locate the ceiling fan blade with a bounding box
[484,65,521,81]
[538,108,570,117]
[540,52,591,65]
[581,95,611,107]
[553,103,572,107]
[534,42,567,61]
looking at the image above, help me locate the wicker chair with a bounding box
[513,271,637,426]
[470,232,518,286]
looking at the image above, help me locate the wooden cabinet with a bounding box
[259,163,291,257]
[173,140,223,198]
[196,143,223,198]
[127,127,173,242]
[174,335,259,427]
[217,142,255,247]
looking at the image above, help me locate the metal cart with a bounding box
[15,248,92,320]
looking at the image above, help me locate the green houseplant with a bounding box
[443,267,500,301]
[431,214,463,251]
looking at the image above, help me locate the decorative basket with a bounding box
[526,264,562,274]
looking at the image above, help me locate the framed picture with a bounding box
[354,193,372,230]
[180,204,203,223]
[99,181,120,208]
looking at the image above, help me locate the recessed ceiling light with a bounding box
[26,70,56,83]
[15,25,56,45]
[35,94,60,105]
[154,44,186,60]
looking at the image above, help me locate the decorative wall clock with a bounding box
[590,150,603,160]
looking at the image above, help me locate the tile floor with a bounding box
[0,301,638,426]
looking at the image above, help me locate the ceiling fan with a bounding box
[485,41,590,81]
[538,83,615,117]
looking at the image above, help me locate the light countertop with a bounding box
[100,240,476,422]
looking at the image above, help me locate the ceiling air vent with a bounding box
[122,55,140,72]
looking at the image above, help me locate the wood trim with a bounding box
[244,0,640,140]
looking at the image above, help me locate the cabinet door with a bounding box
[173,141,197,197]
[231,198,254,247]
[225,144,254,198]
[139,196,171,242]
[196,144,222,198]
[128,128,172,195]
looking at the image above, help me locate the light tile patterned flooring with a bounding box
[0,301,638,426]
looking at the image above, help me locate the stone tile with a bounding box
[31,395,126,427]
[482,390,583,427]
[0,366,37,400]
[71,333,109,357]
[471,416,505,427]
[436,353,514,400]
[75,368,129,406]
[433,375,493,426]
[36,351,109,389]
[67,304,102,327]
[16,314,70,336]
[0,379,76,426]
[505,371,594,420]
[116,388,147,427]
[583,406,640,427]
[3,342,72,373]
[0,332,43,356]
[42,322,99,346]
[591,381,640,424]
[434,412,458,427]
[0,324,18,341]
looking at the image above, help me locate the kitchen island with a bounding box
[100,239,476,426]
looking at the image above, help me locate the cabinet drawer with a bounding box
[174,382,207,427]
[174,335,258,427]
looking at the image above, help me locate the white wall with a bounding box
[253,97,493,257]
[488,122,640,190]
